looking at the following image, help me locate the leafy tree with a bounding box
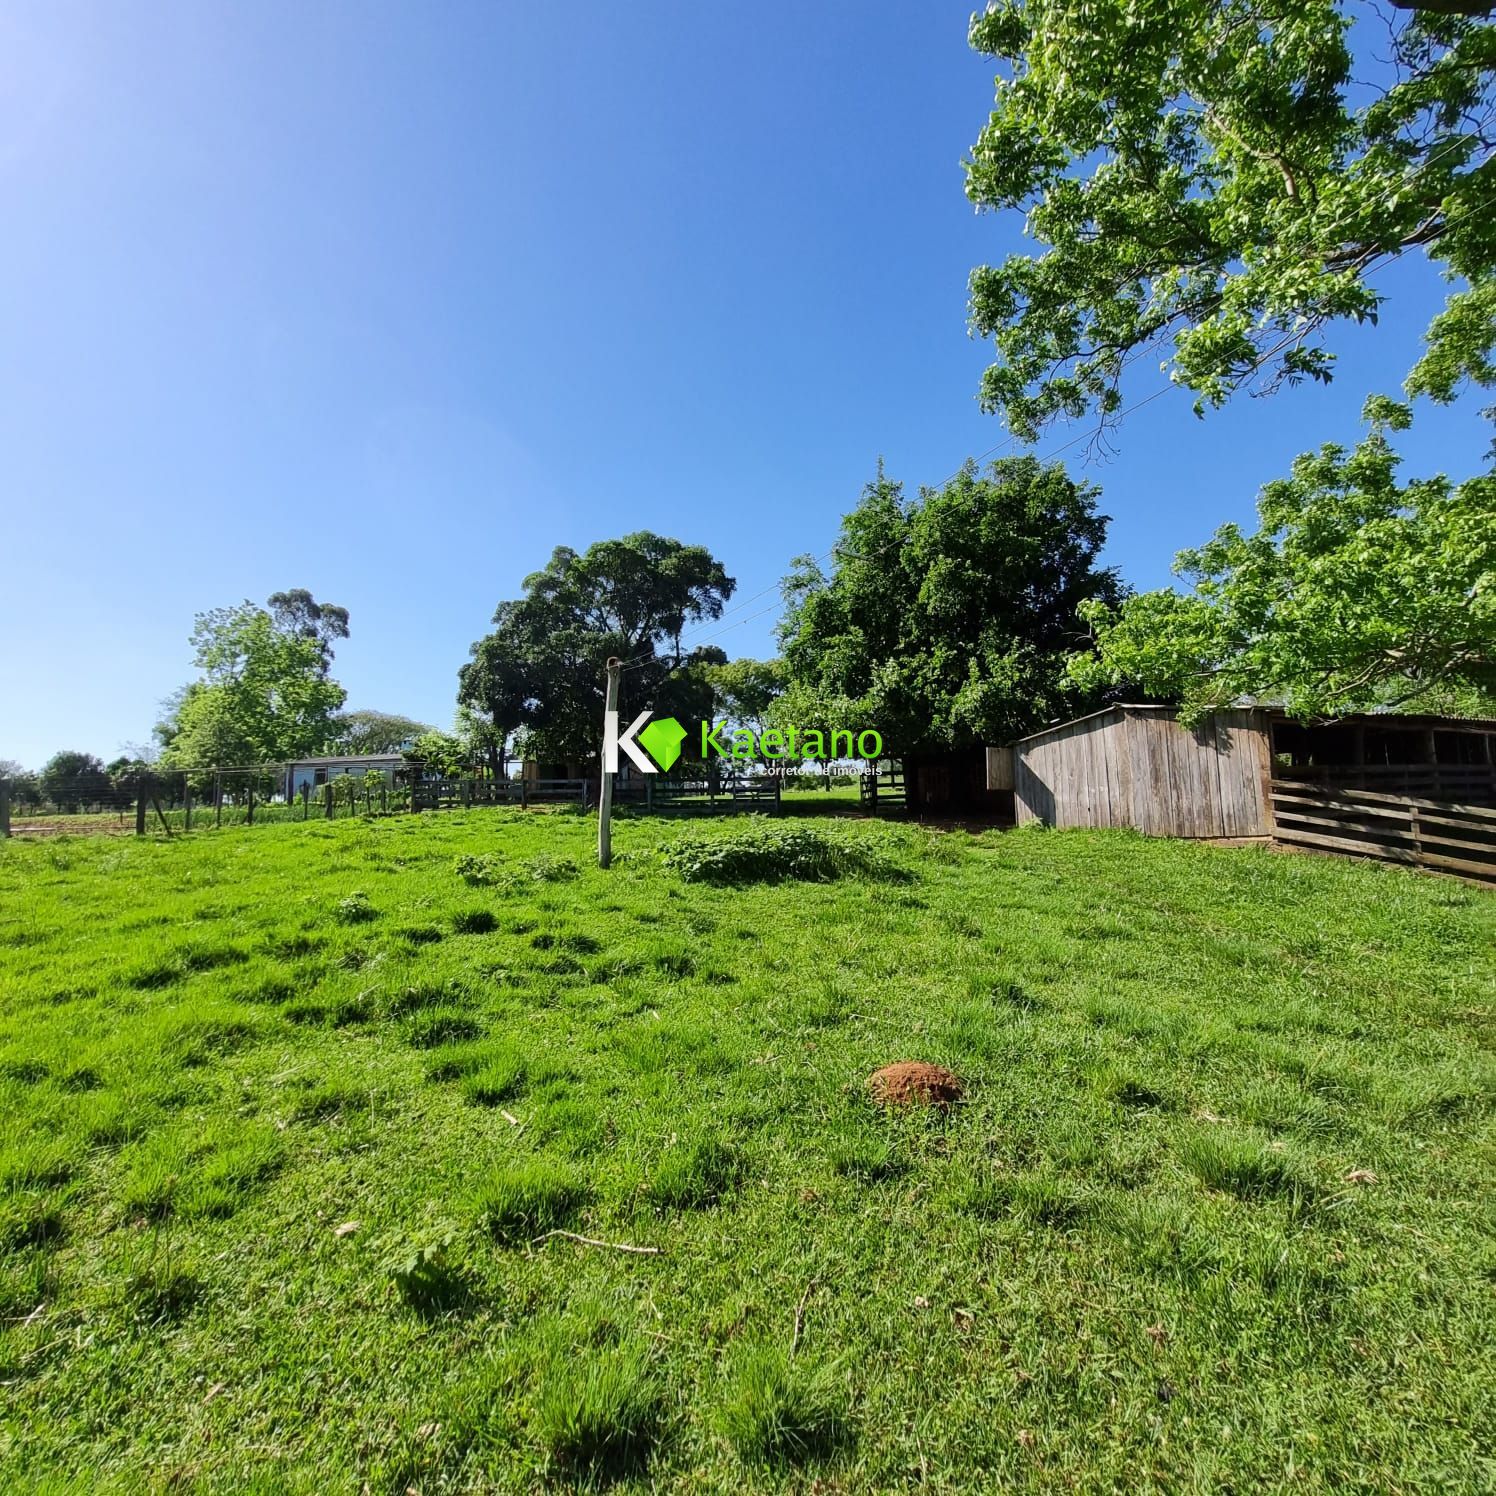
[267,589,350,675]
[964,0,1496,441]
[1070,399,1496,722]
[333,710,433,755]
[456,620,540,776]
[460,532,734,763]
[157,594,349,768]
[0,759,40,806]
[704,658,787,733]
[779,459,1123,750]
[39,751,110,811]
[406,729,467,778]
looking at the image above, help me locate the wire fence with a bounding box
[0,764,425,838]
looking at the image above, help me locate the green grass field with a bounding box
[1,809,1492,1491]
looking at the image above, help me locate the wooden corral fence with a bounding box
[859,762,907,812]
[1270,777,1496,883]
[410,777,588,811]
[618,775,782,814]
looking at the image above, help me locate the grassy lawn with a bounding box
[0,810,1492,1491]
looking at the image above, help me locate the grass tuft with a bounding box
[470,1160,587,1242]
[535,1341,661,1479]
[715,1344,845,1467]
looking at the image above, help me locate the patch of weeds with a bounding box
[523,853,578,883]
[0,1138,76,1190]
[0,1194,67,1251]
[450,908,498,936]
[397,925,445,947]
[401,1009,484,1049]
[0,1056,49,1085]
[531,931,602,954]
[651,1133,740,1210]
[715,1343,845,1467]
[661,819,912,886]
[454,853,504,886]
[290,1080,373,1123]
[536,1341,660,1481]
[471,1160,586,1242]
[462,1045,529,1107]
[333,892,377,925]
[123,1255,200,1324]
[243,973,296,1005]
[384,980,471,1020]
[262,931,323,960]
[386,1230,470,1319]
[1179,1127,1318,1208]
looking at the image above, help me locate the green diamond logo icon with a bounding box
[636,716,687,771]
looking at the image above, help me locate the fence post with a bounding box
[136,782,148,836]
[183,780,192,832]
[214,771,223,829]
[246,783,254,826]
[301,783,310,820]
[325,783,333,819]
[381,784,387,814]
[0,779,10,838]
[1410,803,1423,866]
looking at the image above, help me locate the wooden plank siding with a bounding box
[1013,706,1273,838]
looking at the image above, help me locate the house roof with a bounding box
[286,753,406,766]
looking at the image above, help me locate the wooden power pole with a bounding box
[598,656,621,869]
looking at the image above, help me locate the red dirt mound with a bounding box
[867,1061,963,1110]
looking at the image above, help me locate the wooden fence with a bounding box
[1269,780,1496,883]
[858,763,907,812]
[618,775,782,814]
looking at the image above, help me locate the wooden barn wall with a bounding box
[1014,708,1271,837]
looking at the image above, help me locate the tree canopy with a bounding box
[39,751,110,810]
[964,0,1496,441]
[1070,399,1496,722]
[333,710,433,756]
[157,592,350,768]
[778,458,1123,750]
[704,658,787,734]
[459,533,734,763]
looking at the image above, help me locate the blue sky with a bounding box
[1,1,1487,768]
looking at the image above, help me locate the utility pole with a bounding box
[598,655,621,868]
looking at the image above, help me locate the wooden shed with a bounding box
[1002,705,1273,837]
[996,704,1496,849]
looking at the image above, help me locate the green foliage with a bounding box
[705,657,788,733]
[332,892,377,925]
[332,709,433,755]
[459,532,735,766]
[38,751,111,809]
[660,818,911,885]
[964,0,1496,439]
[778,459,1122,749]
[453,852,503,885]
[406,729,467,778]
[1071,403,1496,721]
[157,592,349,768]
